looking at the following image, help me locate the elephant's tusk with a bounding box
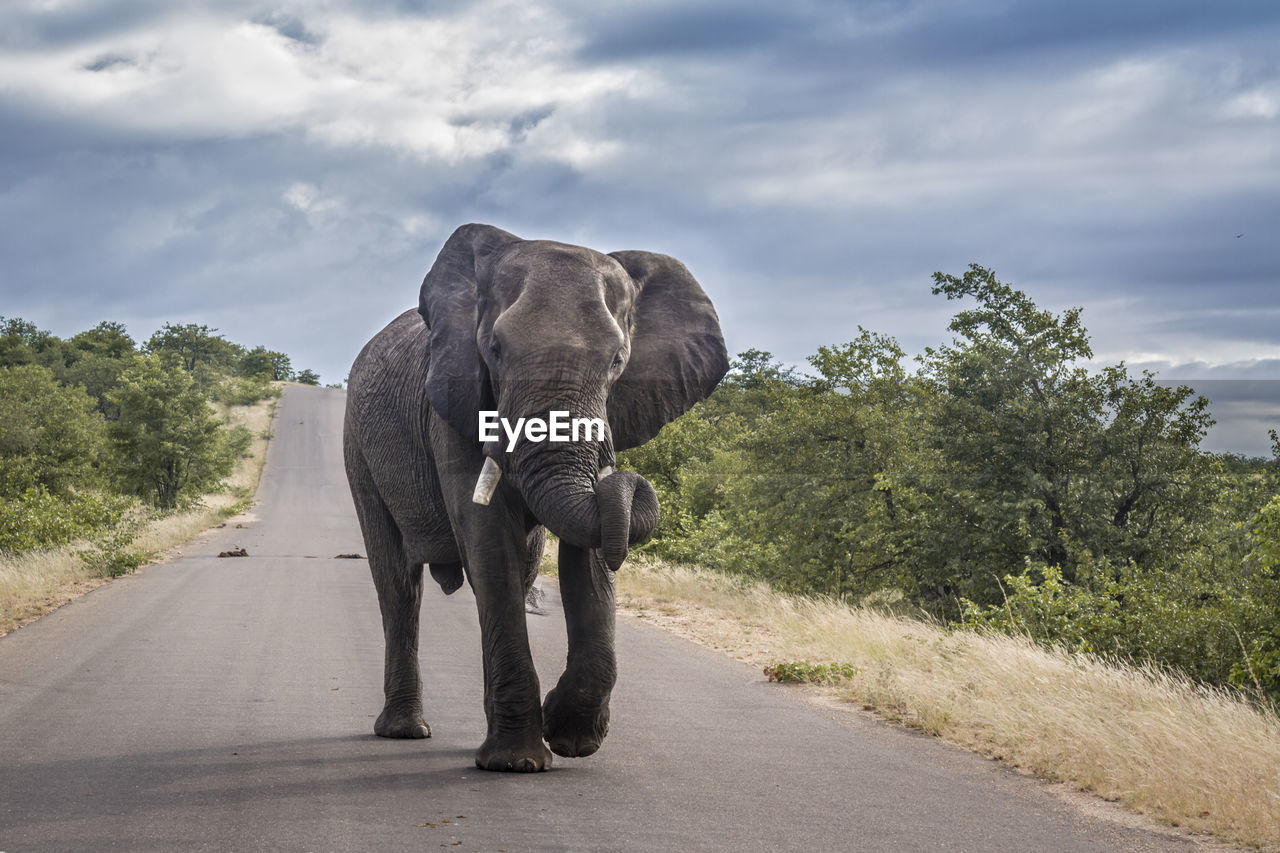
[598,466,614,481]
[472,457,503,505]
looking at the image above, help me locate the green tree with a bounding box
[64,353,136,419]
[293,368,320,385]
[0,364,105,497]
[70,321,136,359]
[145,323,242,374]
[106,355,235,509]
[0,317,76,377]
[62,321,140,419]
[700,348,801,423]
[239,346,293,381]
[916,265,1214,608]
[697,333,930,598]
[621,349,797,560]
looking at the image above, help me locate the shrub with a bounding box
[764,660,860,684]
[212,375,278,406]
[0,487,135,555]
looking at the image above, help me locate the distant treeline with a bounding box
[621,266,1280,702]
[0,317,316,572]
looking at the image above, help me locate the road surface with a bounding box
[0,386,1206,851]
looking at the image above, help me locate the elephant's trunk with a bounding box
[595,469,659,571]
[503,437,657,570]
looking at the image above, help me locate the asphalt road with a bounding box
[0,386,1206,852]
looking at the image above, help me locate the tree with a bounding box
[64,353,137,419]
[0,316,75,377]
[239,346,293,381]
[0,364,105,497]
[700,348,801,423]
[145,323,241,374]
[293,368,320,385]
[70,321,136,359]
[704,333,928,598]
[106,355,235,509]
[916,265,1214,608]
[64,321,139,419]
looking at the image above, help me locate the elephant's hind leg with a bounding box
[524,526,547,613]
[350,466,430,739]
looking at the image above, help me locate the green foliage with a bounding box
[1230,496,1280,697]
[621,265,1280,700]
[144,323,242,374]
[959,550,1280,699]
[77,514,149,578]
[293,368,321,385]
[0,487,135,555]
[70,321,136,359]
[213,374,279,406]
[0,316,303,562]
[0,316,75,375]
[239,346,293,381]
[911,266,1215,608]
[223,424,256,460]
[764,660,860,684]
[63,352,137,418]
[106,355,237,509]
[0,364,105,497]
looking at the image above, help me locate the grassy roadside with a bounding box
[609,555,1280,850]
[0,394,279,637]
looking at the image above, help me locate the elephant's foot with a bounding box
[475,732,552,772]
[542,684,610,758]
[374,704,431,739]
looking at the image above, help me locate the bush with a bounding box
[960,555,1279,700]
[78,520,148,578]
[212,375,279,406]
[0,487,135,555]
[764,660,860,684]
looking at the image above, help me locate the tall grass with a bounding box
[616,557,1280,849]
[0,395,278,636]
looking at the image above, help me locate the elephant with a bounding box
[343,223,728,772]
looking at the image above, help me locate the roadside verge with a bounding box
[0,393,279,636]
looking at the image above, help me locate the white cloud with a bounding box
[1223,86,1280,120]
[0,1,639,162]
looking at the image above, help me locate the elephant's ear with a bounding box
[419,223,521,441]
[607,251,729,451]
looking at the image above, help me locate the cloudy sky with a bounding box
[1,0,1277,451]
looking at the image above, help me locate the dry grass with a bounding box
[615,556,1280,850]
[0,548,111,632]
[0,393,279,636]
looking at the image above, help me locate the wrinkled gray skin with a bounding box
[344,224,727,772]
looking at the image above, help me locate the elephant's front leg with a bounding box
[433,420,551,771]
[543,542,616,758]
[466,536,552,772]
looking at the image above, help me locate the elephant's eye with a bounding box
[612,351,625,370]
[489,339,501,360]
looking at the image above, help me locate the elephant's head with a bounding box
[418,224,728,569]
